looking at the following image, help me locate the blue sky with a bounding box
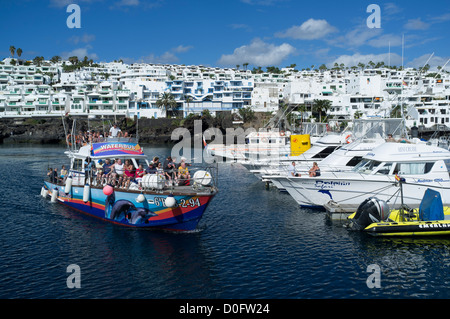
[1,0,449,70]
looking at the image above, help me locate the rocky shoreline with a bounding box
[0,113,271,145]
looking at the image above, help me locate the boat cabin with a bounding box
[352,142,450,178]
[66,137,148,187]
[245,131,290,146]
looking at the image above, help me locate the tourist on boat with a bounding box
[47,167,58,183]
[145,163,157,174]
[156,162,164,178]
[47,168,54,182]
[289,161,300,177]
[100,159,112,185]
[178,161,191,186]
[398,134,411,144]
[152,156,160,167]
[135,164,145,185]
[60,165,68,182]
[76,131,85,146]
[110,158,125,187]
[123,159,136,188]
[84,158,95,184]
[309,162,321,177]
[163,156,177,181]
[109,123,122,138]
[386,134,396,142]
[95,160,104,185]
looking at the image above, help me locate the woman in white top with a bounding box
[111,158,124,187]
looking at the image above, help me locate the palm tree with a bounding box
[9,46,15,58]
[184,95,193,116]
[33,56,44,67]
[16,48,22,58]
[156,92,177,118]
[313,99,332,123]
[243,63,249,71]
[51,56,61,64]
[68,56,79,65]
[297,104,307,126]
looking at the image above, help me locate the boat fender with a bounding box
[64,176,73,194]
[136,194,146,203]
[51,188,58,202]
[193,170,212,186]
[42,187,48,198]
[83,184,90,203]
[103,184,114,196]
[165,194,176,208]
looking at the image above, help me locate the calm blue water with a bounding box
[1,144,450,299]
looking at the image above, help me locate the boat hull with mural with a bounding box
[42,137,217,231]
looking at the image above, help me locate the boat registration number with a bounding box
[153,197,201,208]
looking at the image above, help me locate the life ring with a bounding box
[66,134,72,146]
[261,137,268,143]
[345,134,353,144]
[280,131,285,136]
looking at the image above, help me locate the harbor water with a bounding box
[1,144,450,299]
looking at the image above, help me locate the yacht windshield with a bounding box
[352,159,381,174]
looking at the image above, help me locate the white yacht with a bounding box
[248,118,405,181]
[242,132,348,179]
[205,129,294,161]
[266,142,450,210]
[263,136,386,191]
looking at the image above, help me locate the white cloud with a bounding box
[330,52,402,68]
[430,13,450,23]
[61,46,99,61]
[117,0,140,5]
[404,18,430,30]
[275,19,337,40]
[230,24,252,32]
[172,45,193,53]
[367,34,403,48]
[109,0,164,9]
[135,52,179,64]
[384,3,402,15]
[68,33,96,45]
[407,54,450,70]
[240,0,286,5]
[49,0,100,8]
[217,38,296,67]
[328,24,382,48]
[122,45,193,64]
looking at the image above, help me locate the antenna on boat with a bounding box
[434,58,450,79]
[395,174,406,222]
[401,34,404,71]
[61,114,70,151]
[136,113,139,142]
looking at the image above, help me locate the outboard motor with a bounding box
[350,197,390,231]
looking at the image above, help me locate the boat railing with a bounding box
[52,162,218,194]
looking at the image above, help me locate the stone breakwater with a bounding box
[0,117,183,145]
[0,112,268,145]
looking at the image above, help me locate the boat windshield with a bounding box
[352,159,382,174]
